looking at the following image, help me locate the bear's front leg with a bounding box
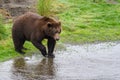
[47,38,56,58]
[32,41,47,57]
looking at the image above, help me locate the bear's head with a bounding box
[42,17,62,41]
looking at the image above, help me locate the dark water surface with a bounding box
[0,42,120,80]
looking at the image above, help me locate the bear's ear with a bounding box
[42,16,50,21]
[47,22,52,28]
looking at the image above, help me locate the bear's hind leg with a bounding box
[13,38,25,54]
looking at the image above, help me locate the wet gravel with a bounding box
[0,42,120,80]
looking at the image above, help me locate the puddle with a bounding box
[0,42,120,80]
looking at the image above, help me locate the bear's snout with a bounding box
[56,38,59,41]
[54,33,60,41]
[55,36,60,41]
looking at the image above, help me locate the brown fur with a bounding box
[12,12,61,58]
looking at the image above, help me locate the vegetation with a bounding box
[57,0,120,43]
[0,0,120,61]
[37,0,53,16]
[0,15,6,40]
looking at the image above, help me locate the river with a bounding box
[0,42,120,80]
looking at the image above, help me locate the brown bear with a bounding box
[12,12,61,58]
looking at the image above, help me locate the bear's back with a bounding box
[14,12,42,24]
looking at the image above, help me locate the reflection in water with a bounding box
[12,57,55,80]
[35,58,55,76]
[13,57,26,71]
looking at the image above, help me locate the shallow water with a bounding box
[0,42,120,80]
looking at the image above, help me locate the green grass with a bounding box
[0,0,120,61]
[57,0,120,43]
[0,15,7,40]
[37,0,54,16]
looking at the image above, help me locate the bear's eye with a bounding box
[47,22,52,28]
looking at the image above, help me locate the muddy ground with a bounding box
[0,0,36,16]
[0,42,120,80]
